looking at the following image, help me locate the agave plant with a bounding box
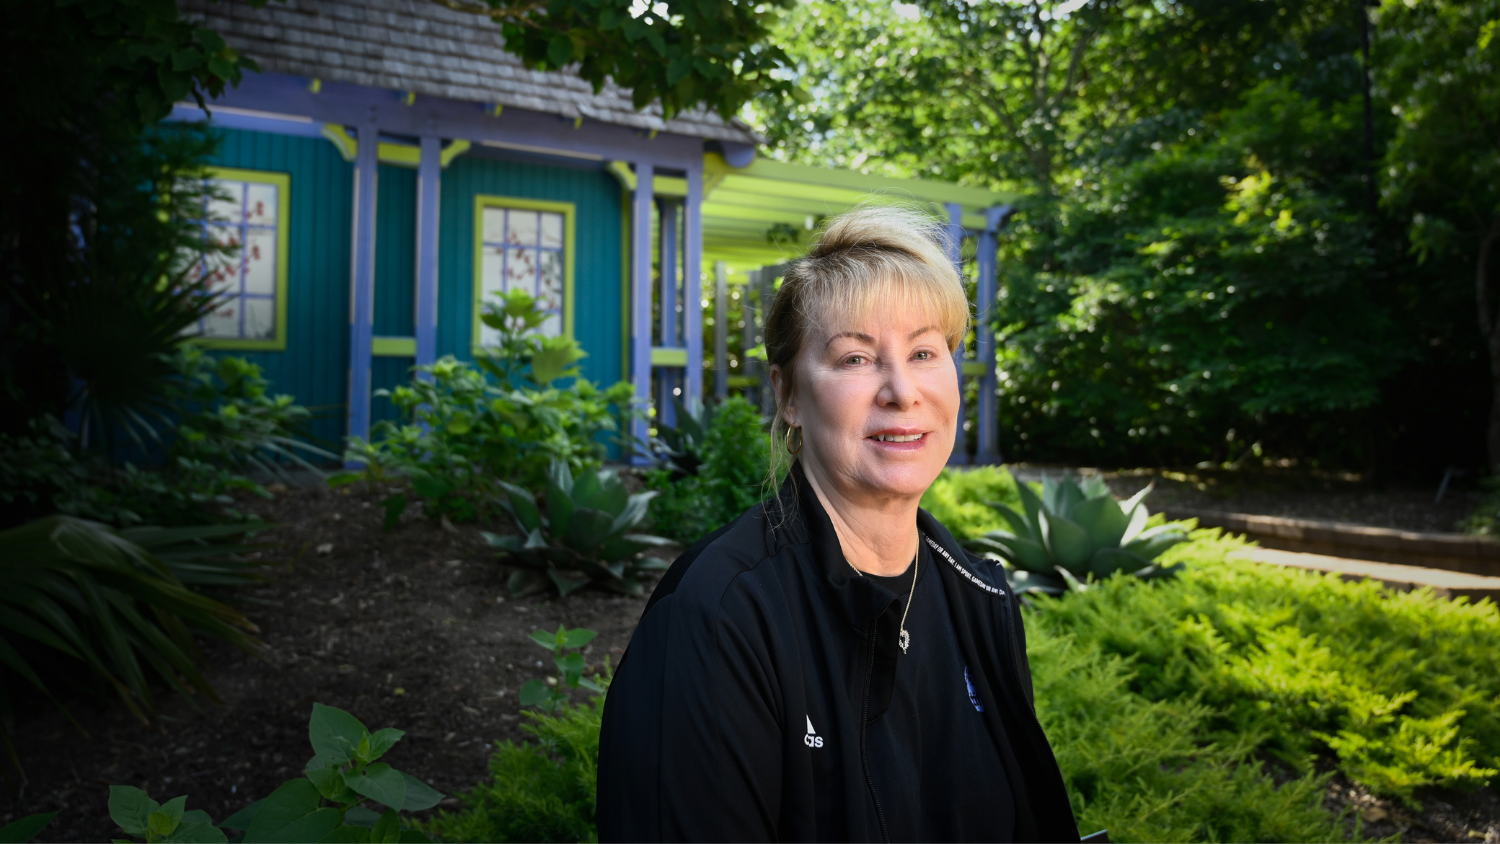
[965,475,1188,595]
[485,462,672,597]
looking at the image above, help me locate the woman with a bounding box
[597,206,1079,843]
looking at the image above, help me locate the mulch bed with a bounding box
[3,475,1498,842]
[0,481,653,842]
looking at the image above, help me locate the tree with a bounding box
[431,0,796,119]
[1378,0,1500,473]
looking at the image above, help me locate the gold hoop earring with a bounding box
[785,426,803,456]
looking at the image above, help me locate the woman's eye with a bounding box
[844,355,865,366]
[913,350,932,361]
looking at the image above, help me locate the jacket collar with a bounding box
[770,462,981,632]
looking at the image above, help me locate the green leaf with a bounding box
[571,469,605,511]
[0,812,58,844]
[988,502,1036,539]
[1120,502,1151,545]
[344,763,407,812]
[242,780,342,843]
[365,728,405,762]
[325,472,363,489]
[973,532,1055,574]
[507,568,549,597]
[399,773,445,812]
[160,822,228,843]
[529,628,562,651]
[380,494,407,532]
[109,785,158,837]
[1069,495,1130,550]
[304,757,347,801]
[1039,510,1094,569]
[181,811,213,826]
[308,703,370,766]
[148,796,188,839]
[371,810,400,844]
[342,808,383,830]
[547,33,575,66]
[396,831,433,843]
[1123,526,1189,561]
[561,627,597,648]
[1014,480,1046,538]
[518,678,551,706]
[547,568,593,596]
[496,481,541,533]
[218,800,263,832]
[1087,547,1153,579]
[316,825,370,844]
[565,507,615,555]
[545,476,576,537]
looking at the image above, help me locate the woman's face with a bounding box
[776,302,960,505]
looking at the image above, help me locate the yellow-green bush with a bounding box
[919,465,1024,539]
[1031,527,1500,807]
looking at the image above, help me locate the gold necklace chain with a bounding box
[846,532,921,655]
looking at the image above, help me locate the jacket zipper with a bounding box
[858,628,891,843]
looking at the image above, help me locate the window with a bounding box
[473,196,575,349]
[192,168,290,350]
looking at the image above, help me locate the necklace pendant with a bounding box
[899,629,910,654]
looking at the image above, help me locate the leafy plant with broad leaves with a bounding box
[105,703,443,843]
[644,396,770,545]
[345,290,635,524]
[0,811,56,843]
[518,626,609,713]
[966,475,1188,595]
[0,516,263,783]
[486,462,672,597]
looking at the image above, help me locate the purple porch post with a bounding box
[945,202,968,466]
[975,211,1000,464]
[346,113,379,462]
[415,135,441,370]
[630,162,655,464]
[684,164,704,406]
[657,199,679,427]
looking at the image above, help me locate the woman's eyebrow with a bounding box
[824,326,939,348]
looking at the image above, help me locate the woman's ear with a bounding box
[769,364,799,427]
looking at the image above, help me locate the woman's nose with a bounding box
[877,360,922,409]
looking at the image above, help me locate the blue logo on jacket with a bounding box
[964,665,985,712]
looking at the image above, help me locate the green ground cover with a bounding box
[429,508,1500,842]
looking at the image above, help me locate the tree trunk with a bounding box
[1478,215,1500,474]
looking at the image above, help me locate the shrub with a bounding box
[0,516,264,779]
[919,465,1024,540]
[424,627,604,843]
[348,290,635,524]
[1030,526,1500,806]
[967,474,1188,595]
[644,396,770,545]
[486,463,671,597]
[1460,476,1500,536]
[105,703,443,843]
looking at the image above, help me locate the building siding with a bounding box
[208,127,354,450]
[437,152,626,388]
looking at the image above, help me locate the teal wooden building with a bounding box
[175,0,1018,463]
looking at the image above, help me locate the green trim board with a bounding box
[194,166,291,351]
[471,194,577,353]
[651,347,688,367]
[373,336,417,356]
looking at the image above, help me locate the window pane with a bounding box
[245,183,278,226]
[540,212,563,248]
[208,180,245,223]
[538,250,564,314]
[478,245,506,347]
[482,206,508,244]
[508,210,539,246]
[204,302,240,338]
[244,229,276,295]
[507,247,538,291]
[243,297,276,340]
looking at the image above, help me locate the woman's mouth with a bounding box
[871,433,925,443]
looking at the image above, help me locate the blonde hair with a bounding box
[763,203,969,495]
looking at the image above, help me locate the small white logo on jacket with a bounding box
[803,716,824,748]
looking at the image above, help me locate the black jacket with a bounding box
[597,465,1080,842]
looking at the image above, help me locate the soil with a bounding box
[0,481,657,843]
[1009,464,1486,534]
[3,475,1498,843]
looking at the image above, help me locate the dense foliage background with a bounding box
[753,0,1496,481]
